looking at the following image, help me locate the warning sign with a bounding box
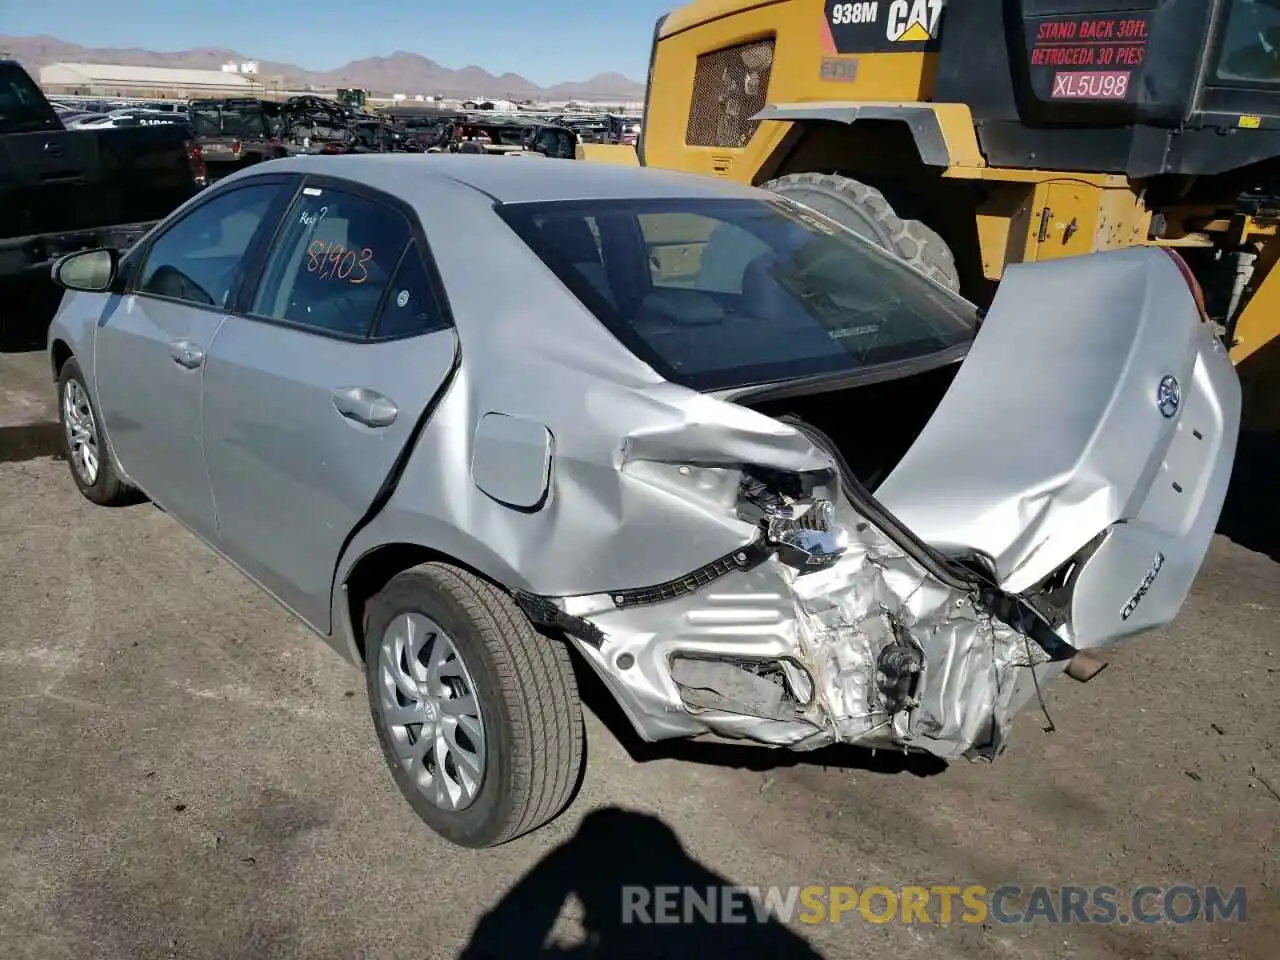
[823,0,946,55]
[1025,13,1150,101]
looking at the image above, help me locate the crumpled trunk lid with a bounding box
[875,246,1240,640]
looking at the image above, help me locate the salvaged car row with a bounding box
[50,91,641,173]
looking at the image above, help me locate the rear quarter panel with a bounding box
[330,176,776,634]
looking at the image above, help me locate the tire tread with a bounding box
[761,172,960,291]
[367,562,583,846]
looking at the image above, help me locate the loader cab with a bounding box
[933,0,1280,177]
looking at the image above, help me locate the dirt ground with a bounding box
[0,443,1275,959]
[1,269,1278,959]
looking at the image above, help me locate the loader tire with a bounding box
[761,172,960,292]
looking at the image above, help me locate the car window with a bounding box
[1216,0,1280,83]
[0,62,59,134]
[372,242,450,339]
[498,197,978,391]
[136,183,281,309]
[250,185,413,337]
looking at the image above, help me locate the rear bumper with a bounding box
[0,221,155,278]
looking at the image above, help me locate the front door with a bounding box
[201,179,457,630]
[94,179,292,540]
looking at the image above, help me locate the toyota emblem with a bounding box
[1156,374,1181,419]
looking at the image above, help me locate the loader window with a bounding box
[686,39,776,148]
[499,197,977,391]
[1216,0,1280,83]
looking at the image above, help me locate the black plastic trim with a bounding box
[608,536,776,609]
[514,593,609,648]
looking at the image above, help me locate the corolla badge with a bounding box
[1156,374,1181,418]
[1121,552,1165,622]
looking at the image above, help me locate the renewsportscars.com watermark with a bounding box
[621,884,1248,926]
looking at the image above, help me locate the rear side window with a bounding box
[372,242,451,339]
[249,185,412,337]
[137,183,281,309]
[498,197,977,390]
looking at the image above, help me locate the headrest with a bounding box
[537,216,601,264]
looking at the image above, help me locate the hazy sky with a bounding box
[4,0,674,84]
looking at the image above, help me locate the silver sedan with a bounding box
[47,155,1240,848]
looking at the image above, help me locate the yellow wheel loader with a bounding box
[597,0,1280,428]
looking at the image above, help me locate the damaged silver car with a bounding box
[46,155,1241,848]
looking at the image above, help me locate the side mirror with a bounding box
[51,248,119,293]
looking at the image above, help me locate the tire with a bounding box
[761,172,960,291]
[364,562,584,848]
[56,357,140,506]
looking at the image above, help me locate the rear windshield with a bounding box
[190,105,268,138]
[498,197,977,390]
[1216,0,1280,84]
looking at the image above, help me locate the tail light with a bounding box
[1161,248,1209,321]
[231,139,242,157]
[184,140,207,186]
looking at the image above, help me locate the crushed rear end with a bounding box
[524,246,1239,760]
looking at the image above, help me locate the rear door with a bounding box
[200,177,458,631]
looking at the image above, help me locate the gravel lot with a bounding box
[0,451,1274,960]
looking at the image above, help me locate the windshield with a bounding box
[498,197,977,390]
[1216,0,1280,83]
[0,63,60,134]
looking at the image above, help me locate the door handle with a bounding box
[332,386,398,428]
[169,339,204,369]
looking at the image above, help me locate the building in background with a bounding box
[39,62,286,100]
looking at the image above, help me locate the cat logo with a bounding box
[886,0,945,42]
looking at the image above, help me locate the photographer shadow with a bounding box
[458,806,825,959]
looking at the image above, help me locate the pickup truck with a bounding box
[0,60,204,284]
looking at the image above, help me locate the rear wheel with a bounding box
[761,172,960,292]
[364,562,584,848]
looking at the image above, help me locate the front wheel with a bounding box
[364,562,584,848]
[761,172,960,292]
[57,357,140,506]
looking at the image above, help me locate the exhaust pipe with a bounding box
[982,590,1110,683]
[1065,649,1109,683]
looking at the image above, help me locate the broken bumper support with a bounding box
[517,527,1106,758]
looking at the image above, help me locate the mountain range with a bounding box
[0,34,646,101]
